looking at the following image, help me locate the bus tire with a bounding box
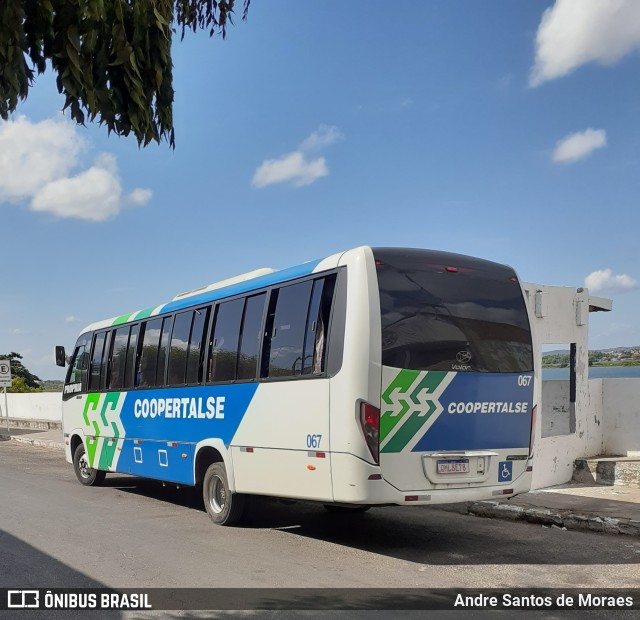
[73,443,106,487]
[203,463,246,526]
[323,504,370,514]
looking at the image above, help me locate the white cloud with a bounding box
[126,188,153,206]
[531,0,640,87]
[552,128,606,163]
[0,116,85,201]
[9,328,28,335]
[0,116,151,221]
[585,269,638,295]
[252,152,328,188]
[64,316,78,323]
[252,125,342,189]
[299,125,344,151]
[31,155,122,222]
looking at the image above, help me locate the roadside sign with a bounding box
[0,360,11,388]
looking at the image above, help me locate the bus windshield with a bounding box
[374,248,533,373]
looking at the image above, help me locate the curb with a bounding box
[0,433,65,451]
[4,418,62,431]
[450,499,640,537]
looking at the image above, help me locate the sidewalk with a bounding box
[2,425,640,536]
[437,483,640,536]
[0,425,64,450]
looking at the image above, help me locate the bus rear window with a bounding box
[374,248,533,373]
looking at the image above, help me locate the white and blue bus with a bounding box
[57,246,536,525]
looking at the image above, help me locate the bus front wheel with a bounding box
[203,463,246,526]
[72,443,106,486]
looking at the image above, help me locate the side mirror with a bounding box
[55,346,66,367]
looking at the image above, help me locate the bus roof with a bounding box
[77,246,517,337]
[78,249,346,336]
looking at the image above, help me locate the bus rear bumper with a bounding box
[331,452,531,506]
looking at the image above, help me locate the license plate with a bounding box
[437,459,470,474]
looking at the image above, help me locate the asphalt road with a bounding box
[1,439,640,617]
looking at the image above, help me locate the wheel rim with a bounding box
[208,475,226,514]
[78,453,91,479]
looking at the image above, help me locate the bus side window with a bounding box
[264,281,313,378]
[237,293,267,381]
[66,345,89,388]
[186,306,211,384]
[261,294,278,377]
[168,311,194,385]
[123,324,139,389]
[156,317,172,387]
[100,330,113,390]
[136,318,163,388]
[307,275,336,375]
[108,326,131,390]
[89,332,106,391]
[208,298,243,383]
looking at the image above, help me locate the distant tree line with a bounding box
[542,349,640,368]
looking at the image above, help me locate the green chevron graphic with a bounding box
[82,392,124,469]
[380,368,450,453]
[82,394,101,466]
[380,369,420,441]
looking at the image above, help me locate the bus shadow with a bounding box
[242,499,640,566]
[0,529,123,619]
[97,477,640,566]
[104,475,205,511]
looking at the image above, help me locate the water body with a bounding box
[542,366,640,380]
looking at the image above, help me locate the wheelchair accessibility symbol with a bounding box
[498,461,513,482]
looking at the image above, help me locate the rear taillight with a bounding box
[360,402,380,464]
[529,404,537,457]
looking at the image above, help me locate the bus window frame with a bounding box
[62,333,91,400]
[74,268,343,396]
[167,309,196,387]
[258,270,341,384]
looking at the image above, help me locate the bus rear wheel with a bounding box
[72,443,106,486]
[203,463,246,526]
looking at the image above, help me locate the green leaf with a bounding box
[153,7,168,27]
[1,0,251,148]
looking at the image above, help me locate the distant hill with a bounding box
[544,346,640,356]
[598,346,640,353]
[40,380,63,392]
[543,346,640,368]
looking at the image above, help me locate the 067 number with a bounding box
[306,434,322,449]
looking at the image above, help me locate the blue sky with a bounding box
[2,0,640,379]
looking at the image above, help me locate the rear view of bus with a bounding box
[373,248,535,504]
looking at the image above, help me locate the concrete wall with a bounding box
[522,283,606,489]
[531,379,605,489]
[531,377,640,488]
[541,380,572,437]
[1,393,62,422]
[590,378,605,452]
[602,379,640,457]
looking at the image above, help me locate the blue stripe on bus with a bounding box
[412,372,534,451]
[160,259,323,314]
[116,383,259,484]
[118,440,196,485]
